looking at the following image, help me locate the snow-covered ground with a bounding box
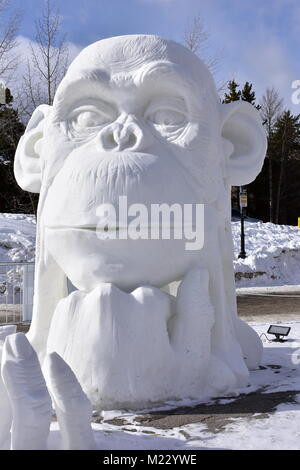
[0,213,300,288]
[46,321,300,450]
[0,214,36,305]
[0,213,35,264]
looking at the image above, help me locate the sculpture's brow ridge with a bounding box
[53,63,196,111]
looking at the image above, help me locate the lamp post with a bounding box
[238,186,247,259]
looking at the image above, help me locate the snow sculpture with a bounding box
[0,331,96,450]
[14,35,267,408]
[43,352,97,450]
[0,325,16,450]
[1,332,52,450]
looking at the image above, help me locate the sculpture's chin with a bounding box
[45,268,255,410]
[47,283,178,409]
[44,227,201,291]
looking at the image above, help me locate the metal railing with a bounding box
[0,262,34,325]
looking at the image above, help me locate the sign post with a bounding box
[238,186,247,259]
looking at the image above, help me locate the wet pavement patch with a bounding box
[126,390,300,434]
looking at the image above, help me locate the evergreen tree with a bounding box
[245,110,300,225]
[270,111,300,155]
[269,111,300,224]
[0,89,24,158]
[223,80,241,103]
[0,88,38,213]
[241,81,261,110]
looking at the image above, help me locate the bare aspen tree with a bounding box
[19,0,69,120]
[261,88,283,138]
[182,13,220,75]
[260,88,283,222]
[183,14,208,55]
[0,0,21,81]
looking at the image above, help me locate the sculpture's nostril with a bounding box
[108,129,138,150]
[106,133,116,148]
[99,120,142,151]
[125,132,137,149]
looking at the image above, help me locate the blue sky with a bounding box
[12,0,300,112]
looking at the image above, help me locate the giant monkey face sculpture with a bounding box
[15,35,265,291]
[14,35,267,409]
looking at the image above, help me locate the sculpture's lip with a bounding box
[45,224,186,231]
[45,225,124,232]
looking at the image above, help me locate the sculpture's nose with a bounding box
[97,114,147,152]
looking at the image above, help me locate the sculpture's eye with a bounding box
[71,109,112,129]
[148,109,186,127]
[145,98,188,142]
[65,102,117,140]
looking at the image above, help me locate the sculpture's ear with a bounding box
[14,105,51,193]
[220,101,267,186]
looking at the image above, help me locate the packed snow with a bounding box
[0,213,300,288]
[232,221,300,287]
[46,321,300,450]
[0,213,35,264]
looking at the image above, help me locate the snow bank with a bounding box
[232,221,300,287]
[0,213,36,263]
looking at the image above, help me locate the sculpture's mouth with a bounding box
[45,224,180,232]
[45,225,122,231]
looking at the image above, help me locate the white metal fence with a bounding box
[0,262,34,325]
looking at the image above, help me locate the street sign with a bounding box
[239,193,248,208]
